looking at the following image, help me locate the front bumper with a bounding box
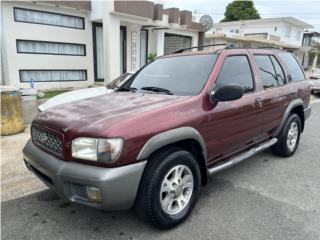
[23,139,146,210]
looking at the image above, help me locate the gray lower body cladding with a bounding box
[23,139,146,210]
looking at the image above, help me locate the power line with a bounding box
[197,12,320,15]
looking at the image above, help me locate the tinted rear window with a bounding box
[125,54,217,96]
[277,52,305,81]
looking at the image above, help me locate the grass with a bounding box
[37,90,70,99]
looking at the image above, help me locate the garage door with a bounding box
[164,33,192,55]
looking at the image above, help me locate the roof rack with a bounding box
[173,43,284,54]
[173,43,227,54]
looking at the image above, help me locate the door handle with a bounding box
[255,97,263,108]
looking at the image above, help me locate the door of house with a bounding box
[164,33,191,55]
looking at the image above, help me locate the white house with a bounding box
[208,17,313,49]
[1,0,204,90]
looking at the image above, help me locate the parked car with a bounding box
[310,69,320,94]
[23,47,311,229]
[38,72,134,111]
[310,68,320,79]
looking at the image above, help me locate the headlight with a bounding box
[72,137,123,163]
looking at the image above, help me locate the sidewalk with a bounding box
[1,125,46,202]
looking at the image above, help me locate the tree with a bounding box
[221,0,260,22]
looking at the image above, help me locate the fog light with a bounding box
[86,186,102,203]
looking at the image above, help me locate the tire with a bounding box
[272,113,301,157]
[134,147,201,229]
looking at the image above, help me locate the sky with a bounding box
[161,0,320,31]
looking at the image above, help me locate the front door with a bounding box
[206,54,264,164]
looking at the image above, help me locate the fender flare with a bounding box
[137,127,207,163]
[274,99,304,136]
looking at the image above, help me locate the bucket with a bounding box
[20,88,39,124]
[1,86,25,135]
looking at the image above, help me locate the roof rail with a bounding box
[172,43,285,54]
[173,43,227,54]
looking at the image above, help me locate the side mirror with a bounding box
[210,84,244,102]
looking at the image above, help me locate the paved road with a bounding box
[2,103,320,240]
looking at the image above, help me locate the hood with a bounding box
[35,92,189,139]
[38,87,110,111]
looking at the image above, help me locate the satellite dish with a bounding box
[199,15,213,32]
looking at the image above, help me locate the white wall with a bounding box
[1,1,94,90]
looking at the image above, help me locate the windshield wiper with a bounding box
[117,86,137,92]
[141,86,173,95]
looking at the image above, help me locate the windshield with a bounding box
[106,72,133,89]
[120,54,217,96]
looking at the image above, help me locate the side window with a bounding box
[277,52,305,81]
[215,55,254,94]
[254,55,285,89]
[270,56,286,85]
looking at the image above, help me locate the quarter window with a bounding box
[278,52,305,81]
[215,56,254,94]
[254,55,285,89]
[14,7,84,29]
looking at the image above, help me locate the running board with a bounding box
[208,138,278,175]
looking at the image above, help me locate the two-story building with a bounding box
[205,17,313,51]
[1,0,204,90]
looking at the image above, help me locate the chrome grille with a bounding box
[31,125,63,156]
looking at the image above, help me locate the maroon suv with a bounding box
[23,47,311,229]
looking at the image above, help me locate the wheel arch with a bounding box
[137,127,208,185]
[275,99,305,136]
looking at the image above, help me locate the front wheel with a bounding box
[134,148,201,229]
[272,113,301,157]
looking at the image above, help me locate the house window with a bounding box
[120,26,127,74]
[140,29,148,67]
[14,7,84,29]
[295,31,301,41]
[20,70,87,82]
[93,23,104,81]
[16,40,86,56]
[230,29,239,34]
[285,27,292,38]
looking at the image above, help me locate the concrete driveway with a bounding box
[2,100,320,240]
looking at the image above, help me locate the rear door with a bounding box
[252,53,289,136]
[206,51,265,164]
